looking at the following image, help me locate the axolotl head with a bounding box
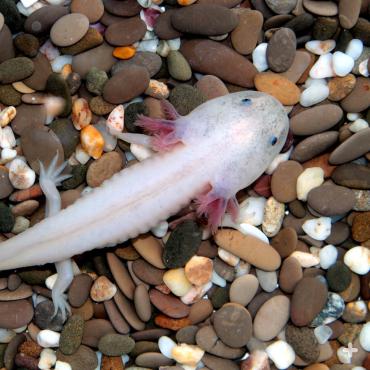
[186,90,290,193]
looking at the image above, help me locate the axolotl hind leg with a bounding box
[195,183,239,233]
[39,153,74,321]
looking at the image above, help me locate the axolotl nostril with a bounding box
[0,91,289,318]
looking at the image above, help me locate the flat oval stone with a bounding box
[0,57,34,84]
[82,319,116,347]
[0,300,33,329]
[197,0,242,7]
[50,13,89,47]
[332,164,370,190]
[229,274,259,306]
[105,17,146,46]
[290,104,343,136]
[303,0,338,16]
[313,16,338,40]
[328,74,356,102]
[281,50,311,83]
[23,53,53,91]
[154,10,183,40]
[307,183,356,216]
[340,77,370,113]
[171,4,238,36]
[71,0,104,23]
[231,9,263,55]
[214,229,281,271]
[329,128,370,165]
[253,295,290,341]
[266,0,297,14]
[180,39,257,88]
[291,277,328,326]
[279,256,303,293]
[112,51,162,78]
[339,0,361,29]
[271,160,303,203]
[271,227,298,258]
[24,5,69,35]
[132,234,165,269]
[0,25,15,64]
[134,285,151,322]
[267,28,296,72]
[132,259,164,285]
[202,353,239,370]
[291,131,339,162]
[11,104,46,135]
[103,0,141,16]
[68,274,93,308]
[21,126,64,174]
[213,303,252,348]
[72,43,117,79]
[103,65,150,104]
[149,289,189,319]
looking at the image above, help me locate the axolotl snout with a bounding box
[0,91,289,317]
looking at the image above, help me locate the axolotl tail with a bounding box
[0,144,209,270]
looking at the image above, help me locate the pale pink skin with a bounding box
[0,91,288,278]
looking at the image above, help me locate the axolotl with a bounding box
[0,91,289,318]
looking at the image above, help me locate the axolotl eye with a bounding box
[271,136,278,146]
[241,98,252,106]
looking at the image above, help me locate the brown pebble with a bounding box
[82,319,116,348]
[90,276,117,302]
[328,74,356,101]
[68,273,93,308]
[132,259,165,285]
[149,289,190,319]
[132,234,166,269]
[271,227,298,257]
[134,284,152,322]
[188,299,213,324]
[103,299,130,334]
[279,256,303,293]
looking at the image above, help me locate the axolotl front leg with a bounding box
[39,154,75,320]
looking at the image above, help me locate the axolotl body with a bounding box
[0,91,289,318]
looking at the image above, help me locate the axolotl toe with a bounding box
[0,91,289,272]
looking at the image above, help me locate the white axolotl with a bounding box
[0,91,289,318]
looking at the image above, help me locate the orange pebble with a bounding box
[113,46,136,60]
[302,153,336,178]
[80,125,104,159]
[154,314,192,330]
[101,355,125,370]
[61,64,73,79]
[9,184,43,202]
[177,0,197,4]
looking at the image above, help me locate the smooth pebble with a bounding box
[302,217,332,241]
[266,340,295,369]
[332,51,354,76]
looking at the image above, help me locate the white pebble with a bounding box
[17,0,44,16]
[319,244,338,269]
[218,248,240,267]
[332,51,354,77]
[94,120,117,152]
[156,40,170,57]
[75,144,90,164]
[130,143,154,161]
[349,118,369,133]
[266,340,295,369]
[0,126,16,149]
[13,325,27,333]
[8,158,36,190]
[314,325,333,344]
[211,270,226,287]
[337,346,352,364]
[209,33,228,41]
[38,348,57,369]
[359,322,370,351]
[297,167,324,201]
[138,0,151,8]
[300,83,329,107]
[167,38,181,51]
[11,216,30,234]
[302,217,332,241]
[158,336,176,359]
[290,251,320,268]
[55,361,72,370]
[137,39,159,53]
[344,246,370,275]
[266,147,292,175]
[172,344,204,367]
[238,223,269,243]
[51,55,72,73]
[305,40,336,55]
[309,53,334,79]
[180,282,212,305]
[255,269,277,292]
[347,112,361,121]
[151,221,168,238]
[39,39,60,61]
[359,59,369,77]
[37,330,60,348]
[252,43,268,72]
[304,77,328,88]
[1,148,17,164]
[20,0,38,7]
[45,273,58,290]
[237,197,266,226]
[345,39,363,61]
[0,328,16,343]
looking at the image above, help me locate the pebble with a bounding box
[0,57,34,84]
[172,344,204,366]
[132,234,166,269]
[291,277,328,326]
[90,276,117,302]
[231,9,263,55]
[300,82,330,107]
[37,330,60,348]
[266,340,295,369]
[171,4,238,36]
[213,303,252,348]
[184,256,212,286]
[180,39,257,88]
[98,333,135,356]
[59,315,84,355]
[237,196,265,226]
[80,124,104,159]
[345,39,364,60]
[68,274,93,308]
[105,18,146,47]
[319,244,338,269]
[332,51,355,77]
[38,348,57,369]
[286,325,319,363]
[56,345,98,370]
[163,268,192,297]
[328,74,357,102]
[229,274,259,306]
[255,72,300,105]
[70,0,104,23]
[149,289,189,319]
[262,196,285,237]
[265,0,297,14]
[297,167,324,201]
[359,322,370,351]
[195,75,228,100]
[214,229,281,271]
[341,77,370,113]
[343,247,370,275]
[8,158,35,190]
[306,40,336,55]
[134,285,151,322]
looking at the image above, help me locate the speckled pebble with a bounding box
[59,315,84,355]
[98,333,135,356]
